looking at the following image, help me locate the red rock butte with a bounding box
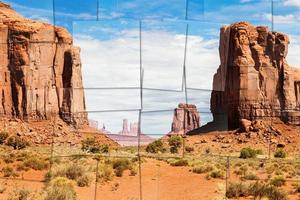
[211,21,300,129]
[0,2,87,127]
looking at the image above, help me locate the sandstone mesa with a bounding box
[0,2,87,127]
[211,21,300,130]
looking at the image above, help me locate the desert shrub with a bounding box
[234,165,248,176]
[242,173,259,180]
[207,169,224,179]
[2,154,15,164]
[97,163,114,182]
[145,140,166,153]
[0,131,8,144]
[16,163,30,172]
[185,146,194,153]
[293,182,300,193]
[239,147,261,159]
[169,159,188,167]
[249,182,287,200]
[226,182,249,198]
[7,188,33,200]
[129,164,138,176]
[2,166,18,177]
[192,165,214,174]
[270,176,286,187]
[168,135,182,154]
[274,149,287,158]
[45,177,77,200]
[46,163,93,187]
[81,137,109,153]
[111,158,134,177]
[77,174,93,187]
[267,186,287,200]
[6,136,29,150]
[23,157,49,170]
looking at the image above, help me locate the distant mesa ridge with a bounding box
[0,2,87,127]
[211,21,300,129]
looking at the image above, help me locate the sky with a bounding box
[2,0,300,136]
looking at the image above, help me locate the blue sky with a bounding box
[3,0,300,136]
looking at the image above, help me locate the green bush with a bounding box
[242,173,259,180]
[77,174,93,187]
[270,176,286,187]
[46,163,93,187]
[249,182,287,200]
[111,158,134,177]
[239,147,261,159]
[226,182,249,198]
[274,149,287,158]
[234,165,248,176]
[168,136,183,154]
[23,157,49,170]
[145,140,166,153]
[97,163,114,182]
[267,185,287,200]
[45,177,77,200]
[192,165,213,174]
[0,131,8,144]
[6,136,29,150]
[207,169,224,179]
[169,159,188,167]
[81,138,109,153]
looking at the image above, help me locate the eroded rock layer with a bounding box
[0,3,87,127]
[211,21,300,129]
[170,103,200,135]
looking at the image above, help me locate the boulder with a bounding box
[239,119,252,132]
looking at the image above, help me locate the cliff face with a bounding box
[211,21,300,129]
[170,103,200,135]
[0,3,87,127]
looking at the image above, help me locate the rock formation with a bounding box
[170,103,200,135]
[0,2,87,127]
[211,21,300,129]
[118,119,140,136]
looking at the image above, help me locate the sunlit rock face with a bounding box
[170,103,200,135]
[0,2,87,127]
[211,21,300,129]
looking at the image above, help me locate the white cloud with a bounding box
[74,28,218,134]
[284,0,300,7]
[263,13,299,24]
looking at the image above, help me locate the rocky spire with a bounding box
[170,103,200,135]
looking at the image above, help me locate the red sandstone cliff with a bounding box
[211,21,300,129]
[169,103,200,135]
[0,2,87,127]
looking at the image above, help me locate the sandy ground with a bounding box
[0,158,224,200]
